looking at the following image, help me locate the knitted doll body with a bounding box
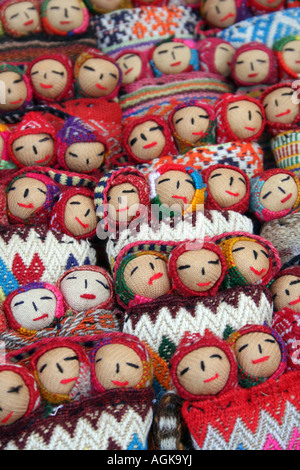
[40,0,89,36]
[0,0,41,37]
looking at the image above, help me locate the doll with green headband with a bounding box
[273,36,300,80]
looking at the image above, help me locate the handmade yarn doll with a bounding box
[148,163,206,219]
[260,82,300,136]
[225,323,287,388]
[57,265,115,314]
[49,187,98,239]
[168,240,227,297]
[0,364,41,426]
[202,164,250,214]
[249,168,300,223]
[199,0,251,32]
[90,332,152,393]
[114,251,172,309]
[169,331,238,401]
[149,38,200,77]
[197,38,236,78]
[0,64,33,116]
[83,0,132,14]
[115,50,150,86]
[5,171,60,225]
[0,0,41,37]
[247,0,285,16]
[74,49,122,99]
[168,100,216,153]
[7,112,57,168]
[122,115,177,164]
[29,337,91,404]
[3,282,65,335]
[215,93,266,144]
[273,36,300,80]
[0,123,13,170]
[56,116,109,173]
[40,0,89,36]
[27,53,74,104]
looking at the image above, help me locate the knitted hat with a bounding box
[148,163,206,218]
[7,112,57,168]
[27,53,74,103]
[0,64,33,116]
[215,93,266,144]
[273,35,300,80]
[84,0,132,14]
[170,331,238,401]
[40,0,89,36]
[56,116,109,173]
[3,281,65,336]
[90,332,152,393]
[49,187,97,240]
[57,265,115,314]
[225,323,287,388]
[247,0,285,15]
[29,336,91,404]
[6,171,60,225]
[74,48,122,100]
[168,100,216,154]
[230,42,278,87]
[0,0,41,37]
[0,363,41,426]
[249,168,300,222]
[202,164,250,214]
[168,239,227,297]
[122,115,177,164]
[197,38,236,77]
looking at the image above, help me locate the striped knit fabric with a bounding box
[271,130,300,177]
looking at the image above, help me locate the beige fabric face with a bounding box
[65,142,105,172]
[232,240,270,284]
[4,1,40,35]
[226,100,264,139]
[12,134,55,166]
[11,288,57,331]
[94,344,143,389]
[176,249,222,292]
[128,120,166,161]
[234,332,281,378]
[116,53,143,85]
[0,371,30,426]
[156,170,195,211]
[281,40,300,74]
[152,42,192,75]
[234,49,270,84]
[177,346,231,396]
[208,168,247,208]
[259,173,298,212]
[37,347,80,395]
[0,71,27,111]
[262,87,298,123]
[7,177,47,220]
[203,0,237,28]
[64,195,97,236]
[256,0,283,7]
[214,43,235,77]
[172,106,210,143]
[123,254,171,299]
[107,183,140,222]
[91,0,121,9]
[270,274,300,312]
[30,59,68,99]
[45,0,84,33]
[77,58,120,97]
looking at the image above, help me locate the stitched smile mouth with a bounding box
[112,380,129,386]
[289,296,300,306]
[96,84,108,90]
[1,411,13,424]
[60,20,71,24]
[275,109,290,117]
[221,13,234,21]
[143,141,157,149]
[80,293,96,299]
[248,73,258,77]
[250,267,267,276]
[33,313,49,321]
[60,377,78,384]
[281,193,292,203]
[75,217,89,229]
[24,19,34,26]
[40,83,53,89]
[245,126,256,132]
[148,272,163,285]
[10,98,23,105]
[17,202,34,209]
[252,356,270,364]
[192,131,204,136]
[116,206,128,212]
[125,67,133,75]
[171,61,181,67]
[204,373,219,383]
[172,195,188,203]
[225,190,240,197]
[197,281,211,287]
[36,154,51,164]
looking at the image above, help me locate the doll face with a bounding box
[4,1,40,35]
[12,133,55,166]
[123,254,171,300]
[116,53,143,85]
[94,344,143,389]
[177,346,231,396]
[208,168,247,208]
[259,173,298,212]
[7,177,47,220]
[60,269,111,312]
[234,332,281,378]
[156,170,195,211]
[203,0,237,28]
[172,106,210,143]
[281,40,300,74]
[77,58,120,98]
[30,59,69,100]
[234,49,270,84]
[0,71,28,111]
[232,240,270,284]
[64,194,97,237]
[262,87,298,123]
[0,370,30,426]
[270,275,300,313]
[226,100,264,139]
[45,0,85,33]
[176,248,222,292]
[107,183,140,223]
[152,42,192,75]
[91,0,121,9]
[36,347,80,395]
[11,288,57,331]
[128,120,166,161]
[214,42,236,77]
[64,142,106,172]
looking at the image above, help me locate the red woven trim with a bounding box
[275,50,299,80]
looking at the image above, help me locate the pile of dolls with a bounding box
[0,0,300,452]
